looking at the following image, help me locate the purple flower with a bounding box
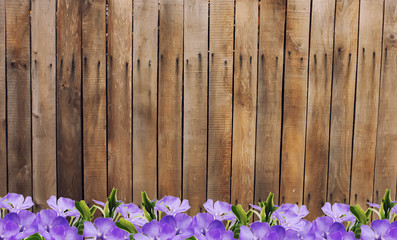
[203,199,236,221]
[0,217,20,240]
[155,196,190,216]
[313,216,352,240]
[83,218,129,240]
[133,220,176,240]
[49,225,82,240]
[360,219,397,240]
[3,210,37,239]
[159,214,194,239]
[272,204,309,233]
[0,193,34,213]
[191,213,226,239]
[47,196,79,218]
[37,209,69,240]
[322,202,355,223]
[239,222,280,240]
[117,203,148,227]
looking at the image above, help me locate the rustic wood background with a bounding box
[0,0,396,220]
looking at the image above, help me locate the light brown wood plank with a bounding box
[304,0,335,220]
[158,0,183,198]
[280,0,311,205]
[350,0,384,207]
[207,0,234,203]
[373,0,397,204]
[255,0,285,206]
[183,0,208,214]
[31,0,56,209]
[82,0,107,204]
[57,0,82,200]
[6,0,31,196]
[328,0,359,205]
[133,0,158,204]
[107,0,132,202]
[231,0,258,209]
[0,0,6,196]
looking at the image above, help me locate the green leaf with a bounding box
[24,233,44,240]
[141,192,156,221]
[116,218,138,234]
[349,204,368,224]
[185,237,198,240]
[75,200,92,221]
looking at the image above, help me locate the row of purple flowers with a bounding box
[0,189,396,240]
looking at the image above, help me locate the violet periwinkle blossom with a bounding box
[191,213,226,240]
[159,214,194,239]
[312,216,355,240]
[83,218,129,240]
[47,196,79,218]
[272,204,310,233]
[203,199,236,222]
[0,218,20,240]
[37,209,69,240]
[360,219,397,240]
[239,222,284,240]
[117,203,148,227]
[0,193,34,213]
[49,225,82,240]
[3,210,37,239]
[133,220,176,240]
[155,196,190,216]
[322,202,356,223]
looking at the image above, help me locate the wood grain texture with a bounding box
[0,0,6,196]
[255,0,285,206]
[304,0,335,220]
[350,0,384,207]
[373,0,397,204]
[280,0,311,205]
[207,0,234,203]
[31,0,56,209]
[158,0,183,198]
[231,0,258,209]
[57,0,82,200]
[328,0,359,205]
[107,0,132,202]
[6,0,31,196]
[183,0,208,214]
[132,0,158,204]
[82,0,107,204]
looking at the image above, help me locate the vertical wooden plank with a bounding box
[0,0,6,196]
[207,0,234,203]
[183,0,208,214]
[255,0,285,205]
[373,0,397,204]
[57,0,82,200]
[82,0,107,203]
[31,0,56,209]
[350,0,383,207]
[6,0,31,196]
[280,0,311,205]
[107,0,132,202]
[304,0,335,220]
[158,0,183,198]
[231,0,257,209]
[328,0,359,205]
[132,0,158,204]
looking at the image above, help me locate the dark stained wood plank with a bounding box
[0,0,6,196]
[304,0,335,220]
[255,0,285,206]
[132,0,158,204]
[231,0,258,209]
[57,0,82,200]
[280,0,311,205]
[183,0,208,214]
[207,0,234,203]
[350,0,384,207]
[107,0,132,202]
[158,0,183,198]
[373,0,397,204]
[6,0,31,196]
[82,0,107,204]
[31,0,56,209]
[328,0,359,205]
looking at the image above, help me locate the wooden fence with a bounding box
[0,0,396,219]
